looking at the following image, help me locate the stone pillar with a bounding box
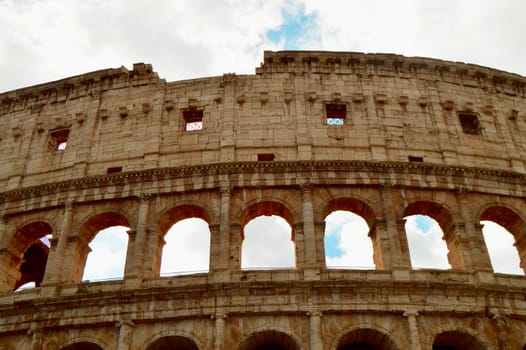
[308,311,323,350]
[378,185,411,269]
[403,311,422,350]
[0,248,21,291]
[125,194,151,280]
[301,184,317,267]
[116,320,135,350]
[213,313,227,350]
[42,202,74,285]
[29,328,44,350]
[213,186,231,271]
[454,190,492,271]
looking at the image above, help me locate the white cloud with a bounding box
[82,226,129,281]
[405,215,451,269]
[481,221,524,275]
[241,215,295,269]
[160,218,210,275]
[324,211,375,269]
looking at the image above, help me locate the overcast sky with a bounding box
[5,1,525,284]
[1,0,526,93]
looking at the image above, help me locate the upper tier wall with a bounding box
[0,51,525,191]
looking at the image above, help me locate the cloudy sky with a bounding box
[1,0,526,93]
[4,0,525,283]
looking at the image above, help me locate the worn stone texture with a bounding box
[0,51,525,349]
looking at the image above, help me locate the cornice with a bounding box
[0,160,524,203]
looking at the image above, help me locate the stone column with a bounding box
[213,313,227,350]
[42,201,74,285]
[116,320,135,350]
[403,311,422,350]
[214,186,231,271]
[454,190,492,271]
[301,184,318,267]
[378,185,411,269]
[308,311,323,350]
[29,328,44,350]
[125,194,151,280]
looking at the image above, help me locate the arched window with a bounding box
[146,336,199,350]
[239,330,300,350]
[480,206,526,275]
[82,226,129,282]
[405,214,450,269]
[242,215,295,270]
[433,331,486,350]
[160,218,210,276]
[324,210,375,269]
[61,342,104,350]
[336,328,399,350]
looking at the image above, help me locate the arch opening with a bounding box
[160,217,211,276]
[324,210,375,269]
[242,215,295,270]
[404,214,450,269]
[481,206,526,275]
[61,342,104,350]
[82,225,129,282]
[146,335,198,350]
[239,330,300,350]
[337,328,399,350]
[432,331,486,350]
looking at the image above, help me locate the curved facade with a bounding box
[0,51,525,349]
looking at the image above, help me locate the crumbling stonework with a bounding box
[0,51,525,349]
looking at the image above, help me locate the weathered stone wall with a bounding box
[0,51,525,349]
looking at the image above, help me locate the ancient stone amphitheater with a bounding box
[0,50,525,350]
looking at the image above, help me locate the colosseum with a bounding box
[0,50,525,349]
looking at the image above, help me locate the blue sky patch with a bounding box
[267,6,318,50]
[415,214,434,233]
[324,227,344,258]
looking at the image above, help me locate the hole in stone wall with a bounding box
[458,112,480,134]
[405,214,451,269]
[326,103,347,126]
[49,128,69,151]
[183,109,203,131]
[408,156,424,162]
[258,153,275,161]
[107,166,122,174]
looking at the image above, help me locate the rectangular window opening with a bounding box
[326,103,347,126]
[458,112,480,135]
[258,153,275,161]
[107,166,123,174]
[408,156,424,162]
[183,109,203,131]
[49,128,69,151]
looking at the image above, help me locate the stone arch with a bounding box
[335,328,399,350]
[157,204,212,276]
[432,330,487,350]
[403,201,459,269]
[60,342,105,350]
[63,211,131,283]
[239,201,296,269]
[238,329,301,350]
[0,220,53,291]
[479,205,526,273]
[145,335,199,350]
[143,329,203,350]
[322,197,377,269]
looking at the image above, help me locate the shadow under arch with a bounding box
[336,328,399,350]
[0,220,53,291]
[403,201,460,269]
[61,342,105,350]
[239,201,295,231]
[433,331,487,350]
[159,204,212,235]
[480,205,526,273]
[146,335,199,350]
[238,329,301,350]
[323,197,376,229]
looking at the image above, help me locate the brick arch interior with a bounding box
[336,328,399,350]
[158,205,211,235]
[239,201,295,238]
[324,197,376,229]
[432,331,486,350]
[145,335,199,350]
[403,201,462,269]
[238,330,300,350]
[60,342,105,350]
[0,221,53,291]
[480,205,526,272]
